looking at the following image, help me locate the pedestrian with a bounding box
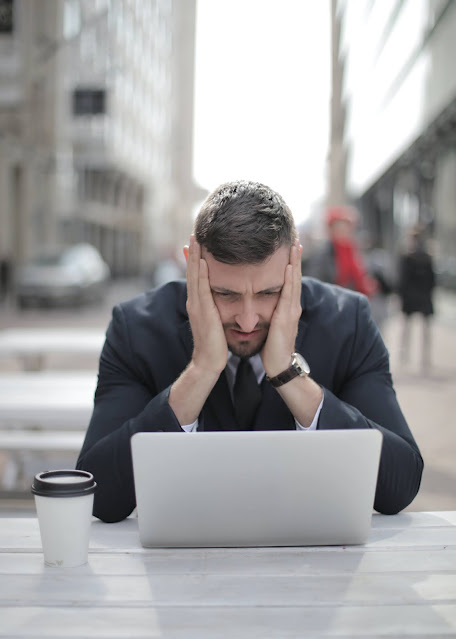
[362,234,395,334]
[307,206,378,298]
[398,225,436,371]
[77,180,423,523]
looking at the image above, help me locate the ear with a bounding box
[183,246,189,263]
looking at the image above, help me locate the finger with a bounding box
[283,242,300,300]
[186,235,201,301]
[291,242,303,305]
[276,245,301,318]
[276,263,293,311]
[198,257,216,308]
[290,239,301,267]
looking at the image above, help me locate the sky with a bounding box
[193,0,331,225]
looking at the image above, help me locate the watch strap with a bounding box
[267,366,300,388]
[266,352,310,388]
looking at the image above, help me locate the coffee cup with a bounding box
[31,469,97,567]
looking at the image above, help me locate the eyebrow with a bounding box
[211,285,283,295]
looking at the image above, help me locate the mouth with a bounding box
[229,328,263,341]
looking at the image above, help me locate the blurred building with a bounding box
[0,0,204,283]
[327,0,347,210]
[333,0,456,285]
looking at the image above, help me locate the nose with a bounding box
[235,300,259,333]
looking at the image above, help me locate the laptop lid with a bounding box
[131,429,382,548]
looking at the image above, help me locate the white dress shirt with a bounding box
[181,353,323,432]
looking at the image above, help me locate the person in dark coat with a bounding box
[398,226,436,370]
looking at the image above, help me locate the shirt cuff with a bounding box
[295,396,324,431]
[182,397,324,433]
[181,419,198,432]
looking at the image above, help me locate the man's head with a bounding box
[191,181,300,358]
[194,180,298,264]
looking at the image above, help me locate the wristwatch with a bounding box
[266,352,310,388]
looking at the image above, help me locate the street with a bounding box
[382,289,456,512]
[1,279,455,513]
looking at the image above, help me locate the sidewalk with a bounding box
[382,288,456,512]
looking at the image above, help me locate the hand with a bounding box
[185,235,228,374]
[261,240,303,377]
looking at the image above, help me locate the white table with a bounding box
[0,328,105,370]
[1,512,455,637]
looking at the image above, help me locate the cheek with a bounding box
[249,297,279,323]
[213,299,231,323]
[261,297,279,321]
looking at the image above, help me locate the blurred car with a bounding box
[15,243,111,308]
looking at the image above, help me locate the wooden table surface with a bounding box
[1,511,455,637]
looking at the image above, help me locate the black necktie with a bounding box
[233,358,262,430]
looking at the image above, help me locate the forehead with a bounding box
[202,245,290,291]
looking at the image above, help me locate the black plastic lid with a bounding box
[31,470,97,498]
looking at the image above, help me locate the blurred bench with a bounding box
[0,328,105,371]
[0,430,85,452]
[0,371,97,429]
[0,430,85,493]
[0,371,96,493]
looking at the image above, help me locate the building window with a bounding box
[73,88,106,116]
[0,0,14,34]
[63,0,81,40]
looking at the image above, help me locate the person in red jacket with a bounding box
[309,206,377,298]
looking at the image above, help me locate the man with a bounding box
[398,224,436,370]
[77,180,423,523]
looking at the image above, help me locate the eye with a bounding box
[214,291,238,300]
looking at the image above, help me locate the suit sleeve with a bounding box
[76,304,183,523]
[317,295,423,515]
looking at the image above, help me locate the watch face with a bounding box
[293,353,310,376]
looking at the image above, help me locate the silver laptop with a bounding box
[131,429,382,548]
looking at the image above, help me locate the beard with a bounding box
[224,321,269,359]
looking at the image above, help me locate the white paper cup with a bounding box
[31,470,97,567]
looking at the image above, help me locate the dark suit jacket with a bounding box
[77,277,423,522]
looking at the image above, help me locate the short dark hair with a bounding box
[194,180,298,264]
